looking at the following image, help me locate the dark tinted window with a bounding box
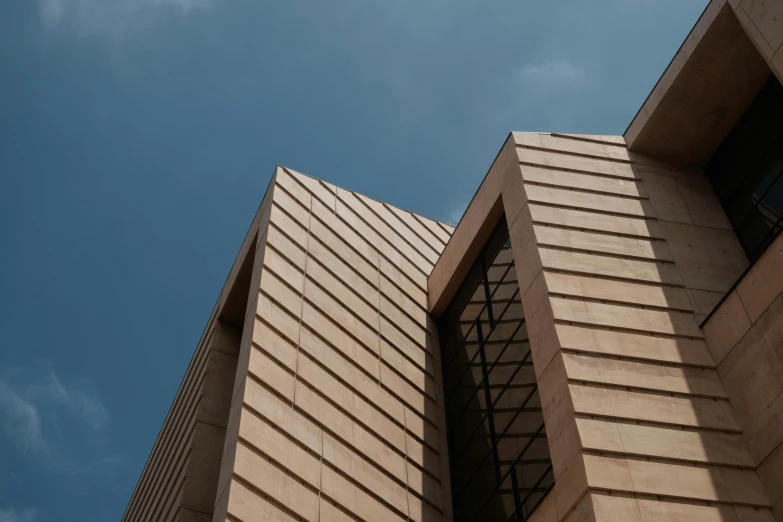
[439,218,553,521]
[706,74,783,261]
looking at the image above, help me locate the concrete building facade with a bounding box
[122,1,783,520]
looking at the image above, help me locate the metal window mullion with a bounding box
[480,256,495,329]
[735,165,783,234]
[488,262,514,301]
[521,479,556,522]
[445,337,484,404]
[482,287,521,346]
[492,381,538,450]
[444,319,477,371]
[455,348,534,469]
[510,465,523,522]
[454,379,538,500]
[455,345,533,465]
[476,318,502,484]
[491,346,532,411]
[515,464,554,520]
[446,281,520,392]
[749,212,783,261]
[471,420,548,521]
[442,254,487,371]
[447,319,526,434]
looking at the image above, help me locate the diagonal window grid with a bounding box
[439,218,554,521]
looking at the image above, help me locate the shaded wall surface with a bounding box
[704,232,783,520]
[212,167,455,522]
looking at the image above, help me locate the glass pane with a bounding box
[706,75,783,262]
[439,218,553,521]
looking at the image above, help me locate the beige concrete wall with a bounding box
[124,131,782,522]
[621,0,783,512]
[211,167,455,522]
[703,232,783,520]
[624,1,771,166]
[505,132,774,522]
[625,0,783,168]
[430,132,774,521]
[730,0,783,82]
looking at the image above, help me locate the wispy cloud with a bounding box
[0,508,37,522]
[0,366,110,457]
[0,381,47,456]
[43,371,109,433]
[516,59,588,88]
[39,0,216,37]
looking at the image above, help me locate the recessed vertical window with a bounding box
[439,218,553,521]
[707,74,783,262]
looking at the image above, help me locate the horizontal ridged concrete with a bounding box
[506,133,770,522]
[212,167,455,522]
[428,130,774,522]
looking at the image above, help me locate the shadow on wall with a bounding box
[618,159,762,521]
[506,130,766,521]
[702,232,783,520]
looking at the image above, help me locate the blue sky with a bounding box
[0,1,707,520]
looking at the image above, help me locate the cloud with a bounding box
[0,366,110,457]
[516,59,588,88]
[0,381,47,456]
[38,0,215,37]
[0,509,37,522]
[43,371,109,433]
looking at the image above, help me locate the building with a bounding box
[120,1,783,521]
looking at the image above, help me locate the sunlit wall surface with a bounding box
[439,219,553,521]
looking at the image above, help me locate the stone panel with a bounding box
[218,170,453,522]
[500,134,771,522]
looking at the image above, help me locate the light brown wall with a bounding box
[430,131,774,521]
[506,132,772,522]
[124,130,781,522]
[212,167,456,522]
[625,0,783,169]
[624,1,771,166]
[621,1,783,516]
[730,0,783,81]
[704,232,783,520]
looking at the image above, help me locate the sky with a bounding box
[0,1,708,520]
